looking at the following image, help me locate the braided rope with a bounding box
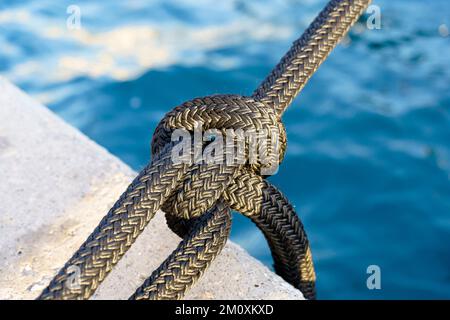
[38,144,188,299]
[253,0,371,115]
[38,0,371,300]
[130,201,231,300]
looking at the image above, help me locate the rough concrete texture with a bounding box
[0,76,303,300]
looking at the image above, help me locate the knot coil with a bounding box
[152,94,287,219]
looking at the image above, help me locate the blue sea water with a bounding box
[1,0,449,299]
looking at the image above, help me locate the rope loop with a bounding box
[151,94,287,220]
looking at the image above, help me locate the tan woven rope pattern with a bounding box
[38,0,371,301]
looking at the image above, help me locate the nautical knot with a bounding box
[38,0,372,301]
[151,94,287,220]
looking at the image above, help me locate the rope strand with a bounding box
[253,0,370,115]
